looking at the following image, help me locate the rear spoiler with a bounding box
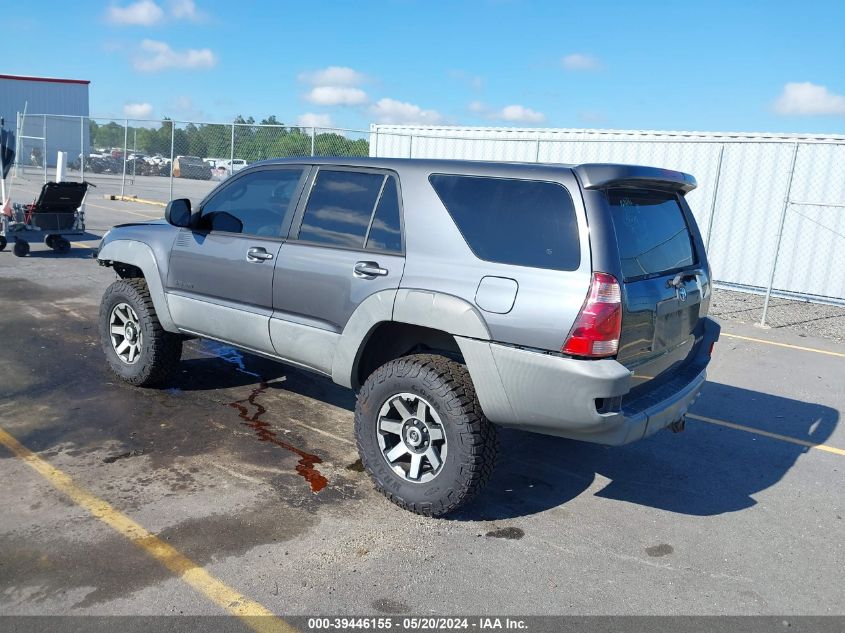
[573,163,697,194]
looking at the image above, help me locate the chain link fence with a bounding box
[11,113,370,207]
[9,113,845,324]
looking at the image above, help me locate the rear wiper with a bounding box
[666,269,704,288]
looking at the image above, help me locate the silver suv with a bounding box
[96,158,720,516]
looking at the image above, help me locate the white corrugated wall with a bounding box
[1,76,90,167]
[370,125,845,303]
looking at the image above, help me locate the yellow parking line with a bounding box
[109,194,167,207]
[84,200,162,218]
[0,425,296,633]
[71,241,94,249]
[687,413,845,456]
[721,333,845,358]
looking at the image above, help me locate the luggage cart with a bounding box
[0,180,93,256]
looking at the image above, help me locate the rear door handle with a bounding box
[354,261,388,278]
[247,247,274,262]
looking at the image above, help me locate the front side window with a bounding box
[198,168,304,238]
[429,174,580,271]
[298,169,402,252]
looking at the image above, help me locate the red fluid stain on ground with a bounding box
[229,382,328,493]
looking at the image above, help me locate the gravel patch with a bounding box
[710,287,845,342]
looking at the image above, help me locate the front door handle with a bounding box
[247,247,274,262]
[354,261,388,278]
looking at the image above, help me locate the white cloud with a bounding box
[305,86,368,106]
[107,0,164,26]
[299,66,366,87]
[562,53,601,71]
[297,112,334,128]
[773,82,845,116]
[123,102,154,118]
[498,104,545,123]
[370,98,444,125]
[169,0,203,20]
[133,39,217,72]
[467,101,545,124]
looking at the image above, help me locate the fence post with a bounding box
[42,115,47,184]
[703,144,725,250]
[310,127,316,157]
[760,143,799,327]
[229,122,235,175]
[80,116,85,183]
[409,135,414,159]
[535,138,541,162]
[120,119,128,197]
[169,121,175,201]
[14,112,20,178]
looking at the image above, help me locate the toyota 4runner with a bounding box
[97,158,720,516]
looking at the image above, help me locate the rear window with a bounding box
[607,189,696,280]
[429,174,580,271]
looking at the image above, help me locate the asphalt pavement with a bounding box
[0,192,843,625]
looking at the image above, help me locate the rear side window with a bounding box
[429,174,580,271]
[298,169,403,253]
[298,170,384,248]
[366,177,402,252]
[606,189,696,280]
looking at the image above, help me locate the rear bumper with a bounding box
[457,317,720,446]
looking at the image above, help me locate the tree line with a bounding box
[88,115,369,161]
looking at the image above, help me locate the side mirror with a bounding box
[165,198,192,228]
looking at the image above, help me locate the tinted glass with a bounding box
[429,174,580,271]
[365,176,402,253]
[198,168,303,237]
[299,170,385,248]
[607,189,696,280]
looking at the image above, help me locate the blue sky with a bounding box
[6,0,845,133]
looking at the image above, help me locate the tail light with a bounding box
[562,272,622,358]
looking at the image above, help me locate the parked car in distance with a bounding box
[96,157,720,516]
[204,158,230,179]
[172,155,212,180]
[222,158,248,173]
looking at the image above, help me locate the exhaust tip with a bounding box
[669,416,686,433]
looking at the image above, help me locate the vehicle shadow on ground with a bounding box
[4,304,833,524]
[170,347,839,521]
[173,341,357,411]
[454,381,838,520]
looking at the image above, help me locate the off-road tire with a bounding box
[355,354,498,517]
[99,278,182,387]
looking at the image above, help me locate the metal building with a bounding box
[370,124,845,305]
[0,73,90,167]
